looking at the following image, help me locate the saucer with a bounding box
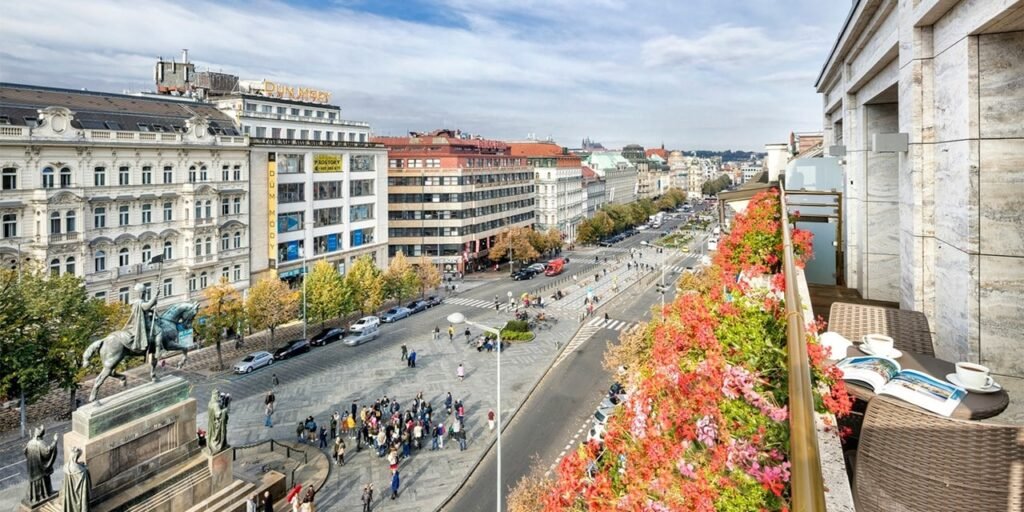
[857,344,903,359]
[945,373,1002,394]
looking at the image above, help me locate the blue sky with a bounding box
[0,0,850,150]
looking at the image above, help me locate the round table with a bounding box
[841,345,1010,421]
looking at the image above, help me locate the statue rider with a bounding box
[124,282,159,356]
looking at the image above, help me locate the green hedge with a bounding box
[505,320,529,332]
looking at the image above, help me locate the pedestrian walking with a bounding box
[400,343,408,361]
[262,490,274,512]
[390,470,401,500]
[456,363,465,382]
[447,325,454,342]
[361,484,373,512]
[330,412,338,439]
[464,327,471,342]
[246,493,258,512]
[334,437,346,465]
[432,326,440,340]
[272,373,279,387]
[264,402,274,427]
[296,422,305,443]
[319,427,328,449]
[408,350,417,368]
[487,409,495,431]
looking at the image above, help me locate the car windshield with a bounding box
[242,356,254,362]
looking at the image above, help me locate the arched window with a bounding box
[204,200,211,219]
[162,278,173,297]
[199,166,208,181]
[65,211,76,232]
[204,236,212,255]
[199,271,208,288]
[221,233,230,251]
[49,211,61,234]
[65,256,75,275]
[163,240,173,260]
[50,258,60,276]
[189,274,196,292]
[94,250,106,272]
[141,244,152,263]
[59,167,72,188]
[118,248,129,267]
[41,167,54,188]
[188,166,197,183]
[194,239,202,256]
[233,231,241,249]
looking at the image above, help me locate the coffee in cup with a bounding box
[863,334,894,356]
[955,362,994,389]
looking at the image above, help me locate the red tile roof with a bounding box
[646,148,668,159]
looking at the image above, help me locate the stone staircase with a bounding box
[128,463,211,512]
[185,479,257,512]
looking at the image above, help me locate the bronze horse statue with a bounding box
[82,301,199,402]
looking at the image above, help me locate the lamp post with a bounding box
[447,311,504,511]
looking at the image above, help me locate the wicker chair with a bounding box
[828,302,935,356]
[853,396,1024,511]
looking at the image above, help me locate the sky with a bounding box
[0,0,850,151]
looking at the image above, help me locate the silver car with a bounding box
[342,326,380,346]
[233,351,274,374]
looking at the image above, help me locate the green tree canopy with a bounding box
[416,256,442,297]
[345,256,384,315]
[196,277,244,370]
[490,227,540,263]
[305,259,346,326]
[245,271,299,348]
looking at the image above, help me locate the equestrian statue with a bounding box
[83,259,199,402]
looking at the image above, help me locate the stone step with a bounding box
[126,462,211,512]
[187,479,256,512]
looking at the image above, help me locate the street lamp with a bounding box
[446,311,504,511]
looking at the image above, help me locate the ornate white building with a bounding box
[0,84,250,304]
[509,141,585,241]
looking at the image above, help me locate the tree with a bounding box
[304,260,345,328]
[383,251,421,304]
[245,272,299,349]
[416,256,442,297]
[345,256,384,315]
[195,277,244,370]
[543,227,564,253]
[490,227,540,267]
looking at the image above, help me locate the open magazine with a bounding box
[837,356,966,416]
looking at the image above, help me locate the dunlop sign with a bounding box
[313,154,343,173]
[267,153,278,263]
[263,81,331,104]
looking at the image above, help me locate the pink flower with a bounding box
[696,415,717,447]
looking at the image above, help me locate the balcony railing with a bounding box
[49,232,80,243]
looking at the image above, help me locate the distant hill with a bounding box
[685,150,766,161]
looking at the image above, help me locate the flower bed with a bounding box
[526,189,851,511]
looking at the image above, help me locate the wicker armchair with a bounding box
[853,396,1024,511]
[828,302,935,356]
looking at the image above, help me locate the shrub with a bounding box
[505,319,530,333]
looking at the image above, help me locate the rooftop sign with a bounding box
[261,80,331,104]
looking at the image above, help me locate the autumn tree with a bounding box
[304,259,346,329]
[544,227,564,253]
[416,256,442,297]
[344,255,384,315]
[195,277,244,370]
[490,227,540,269]
[383,251,420,303]
[245,271,299,349]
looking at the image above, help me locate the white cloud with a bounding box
[0,0,848,150]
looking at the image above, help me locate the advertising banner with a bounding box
[352,229,364,247]
[313,154,343,173]
[287,241,299,261]
[327,233,338,252]
[267,153,278,263]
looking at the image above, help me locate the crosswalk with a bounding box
[444,296,517,312]
[585,317,641,332]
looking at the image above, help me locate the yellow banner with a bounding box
[313,154,343,173]
[267,153,278,263]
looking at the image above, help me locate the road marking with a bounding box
[565,444,572,451]
[0,461,20,471]
[0,473,18,483]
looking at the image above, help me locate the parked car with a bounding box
[586,423,606,445]
[233,351,273,374]
[342,325,380,346]
[512,269,537,281]
[598,239,613,247]
[406,300,430,314]
[381,307,412,323]
[425,295,444,307]
[527,263,547,273]
[350,316,380,333]
[273,338,310,360]
[310,328,345,346]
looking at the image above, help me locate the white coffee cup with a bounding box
[955,362,994,389]
[863,334,894,356]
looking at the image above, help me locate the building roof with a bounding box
[646,148,669,159]
[585,151,633,171]
[373,129,510,155]
[581,165,600,182]
[0,83,240,134]
[507,141,563,157]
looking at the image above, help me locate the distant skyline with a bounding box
[0,0,849,151]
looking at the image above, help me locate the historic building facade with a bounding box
[0,84,250,304]
[508,141,585,241]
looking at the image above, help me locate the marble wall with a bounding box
[863,103,901,302]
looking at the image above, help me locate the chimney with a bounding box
[182,49,189,63]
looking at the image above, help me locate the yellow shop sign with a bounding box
[313,154,343,173]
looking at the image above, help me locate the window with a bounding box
[425,158,441,168]
[221,198,230,216]
[350,203,374,222]
[162,278,173,297]
[233,264,241,282]
[1,214,16,238]
[141,204,152,224]
[189,275,197,292]
[42,167,54,188]
[255,126,267,137]
[313,130,321,141]
[59,167,71,188]
[194,203,201,220]
[234,231,241,248]
[95,291,106,301]
[2,167,16,190]
[316,110,324,118]
[278,183,305,203]
[194,238,202,256]
[204,200,211,218]
[271,128,281,138]
[286,128,295,139]
[276,106,286,115]
[118,166,130,185]
[163,165,173,184]
[261,105,272,113]
[163,202,173,221]
[245,103,256,112]
[222,165,230,181]
[142,244,152,263]
[298,129,308,139]
[304,109,313,116]
[232,197,241,214]
[65,256,75,275]
[118,248,129,267]
[314,206,343,227]
[290,108,300,115]
[359,133,366,142]
[94,250,106,272]
[141,282,152,301]
[188,166,197,183]
[199,166,207,182]
[350,179,374,197]
[119,287,130,304]
[352,155,374,171]
[118,205,129,226]
[93,207,106,229]
[163,240,173,260]
[205,237,212,255]
[63,210,74,233]
[388,159,403,169]
[199,271,208,288]
[50,212,61,234]
[221,266,229,281]
[277,212,304,233]
[313,181,343,200]
[142,166,152,185]
[221,233,230,251]
[93,166,106,186]
[233,165,241,181]
[279,154,304,174]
